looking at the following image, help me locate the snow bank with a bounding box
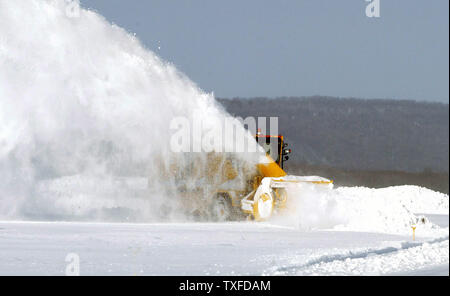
[332,185,448,236]
[273,184,448,237]
[349,185,449,215]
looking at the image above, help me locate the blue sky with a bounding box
[80,0,449,102]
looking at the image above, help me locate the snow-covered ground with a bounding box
[0,185,448,276]
[0,0,448,276]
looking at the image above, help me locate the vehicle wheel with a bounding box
[211,195,233,222]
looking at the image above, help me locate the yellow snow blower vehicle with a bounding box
[240,132,333,221]
[167,132,333,221]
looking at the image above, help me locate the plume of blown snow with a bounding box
[0,0,260,221]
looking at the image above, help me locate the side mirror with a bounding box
[283,156,289,161]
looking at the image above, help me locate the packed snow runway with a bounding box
[0,213,447,276]
[0,185,449,276]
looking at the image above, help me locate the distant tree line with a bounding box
[218,96,449,193]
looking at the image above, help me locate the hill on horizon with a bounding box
[218,96,449,174]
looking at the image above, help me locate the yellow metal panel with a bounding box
[256,155,287,178]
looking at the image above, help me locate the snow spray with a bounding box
[0,0,260,221]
